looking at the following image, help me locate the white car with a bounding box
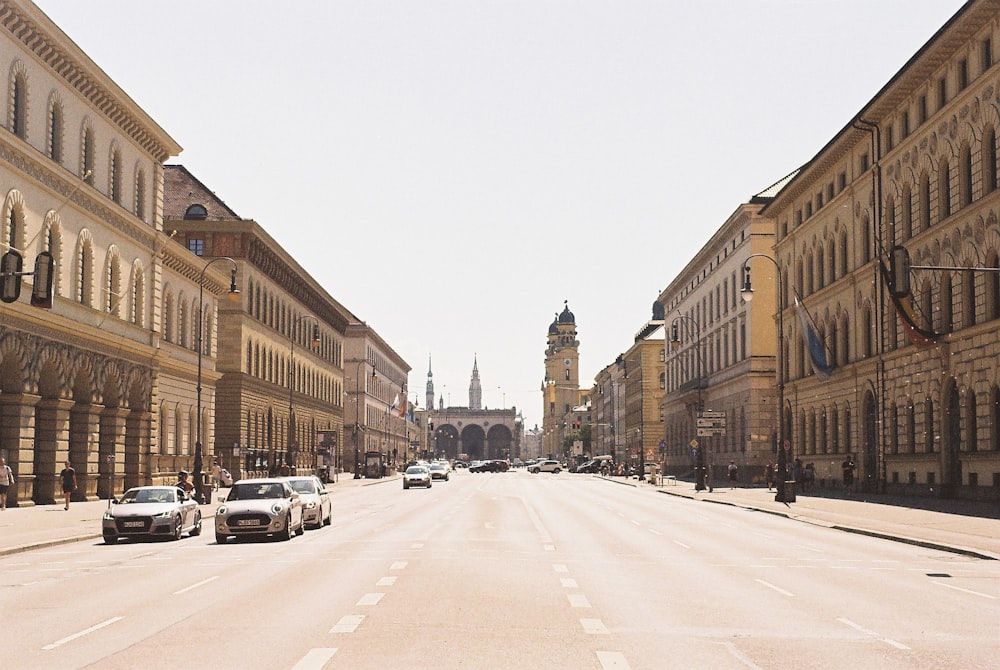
[215,478,305,543]
[281,475,332,529]
[102,486,202,543]
[529,459,562,474]
[403,466,432,489]
[428,463,449,481]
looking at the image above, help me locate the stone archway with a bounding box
[461,424,486,460]
[486,424,513,460]
[434,424,460,460]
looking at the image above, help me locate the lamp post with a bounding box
[670,314,705,489]
[352,358,376,478]
[195,257,239,503]
[287,315,320,474]
[742,253,789,503]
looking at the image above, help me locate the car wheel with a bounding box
[171,517,183,541]
[554,468,561,473]
[103,533,116,545]
[403,482,409,489]
[295,517,305,536]
[190,512,202,536]
[280,517,293,541]
[215,532,227,545]
[445,474,449,481]
[324,512,332,526]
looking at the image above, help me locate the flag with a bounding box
[795,296,833,381]
[390,394,399,413]
[398,398,407,418]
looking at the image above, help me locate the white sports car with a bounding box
[215,478,304,543]
[102,486,202,543]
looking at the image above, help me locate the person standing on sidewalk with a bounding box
[727,460,739,489]
[841,455,856,495]
[0,456,14,510]
[60,460,76,510]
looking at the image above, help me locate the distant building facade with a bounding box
[542,302,584,456]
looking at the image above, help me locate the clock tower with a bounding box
[542,301,582,455]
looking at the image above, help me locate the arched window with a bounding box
[76,234,94,306]
[939,273,953,334]
[959,143,973,207]
[47,98,63,163]
[984,126,999,196]
[105,249,121,315]
[987,250,1000,321]
[966,390,978,452]
[109,147,122,204]
[10,69,27,139]
[924,399,935,453]
[131,262,144,326]
[839,232,849,277]
[919,172,931,232]
[861,215,872,264]
[164,292,174,342]
[184,204,208,220]
[135,168,147,221]
[900,185,912,241]
[938,157,951,222]
[81,125,95,184]
[862,306,873,358]
[962,271,975,329]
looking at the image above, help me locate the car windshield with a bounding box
[287,479,317,494]
[430,464,445,471]
[406,466,427,475]
[228,482,286,500]
[121,488,176,504]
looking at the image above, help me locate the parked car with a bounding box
[281,475,331,529]
[529,459,562,474]
[215,478,304,543]
[403,465,432,489]
[453,460,469,469]
[428,463,450,481]
[102,486,202,544]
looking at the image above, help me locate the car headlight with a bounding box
[271,503,284,515]
[217,505,228,516]
[103,511,114,520]
[152,511,173,519]
[304,501,317,509]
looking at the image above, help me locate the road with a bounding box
[2,470,998,669]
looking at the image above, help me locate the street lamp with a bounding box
[741,253,789,502]
[353,359,376,478]
[287,314,320,473]
[670,314,706,490]
[195,257,239,503]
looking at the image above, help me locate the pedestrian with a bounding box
[803,462,815,492]
[0,456,14,510]
[212,462,222,490]
[175,470,194,495]
[727,460,739,489]
[765,462,775,491]
[841,455,856,494]
[60,460,76,510]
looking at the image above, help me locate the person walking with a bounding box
[765,462,775,491]
[727,460,739,489]
[0,456,14,510]
[60,460,76,510]
[841,455,856,495]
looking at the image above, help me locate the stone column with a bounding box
[0,393,41,507]
[99,407,128,499]
[33,398,74,505]
[70,404,103,501]
[125,410,151,489]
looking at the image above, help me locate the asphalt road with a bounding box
[3,470,998,669]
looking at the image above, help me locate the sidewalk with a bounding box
[612,476,1000,560]
[0,474,398,557]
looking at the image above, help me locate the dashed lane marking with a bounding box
[291,648,338,670]
[329,615,365,633]
[560,578,578,588]
[173,576,219,595]
[389,561,407,570]
[567,594,591,608]
[377,576,397,587]
[673,540,690,549]
[596,651,631,669]
[755,579,794,597]
[553,564,568,573]
[356,593,384,606]
[931,580,997,600]
[581,618,609,634]
[837,617,910,650]
[43,616,123,651]
[543,544,556,551]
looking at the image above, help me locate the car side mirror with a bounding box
[110,497,118,504]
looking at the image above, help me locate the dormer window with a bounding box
[184,204,208,220]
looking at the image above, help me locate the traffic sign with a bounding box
[699,410,726,419]
[697,427,726,437]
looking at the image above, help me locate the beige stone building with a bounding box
[620,321,666,471]
[542,302,584,456]
[0,0,191,504]
[166,166,355,481]
[593,357,627,463]
[761,0,1000,500]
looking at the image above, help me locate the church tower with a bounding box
[469,355,482,410]
[542,301,581,454]
[425,355,435,411]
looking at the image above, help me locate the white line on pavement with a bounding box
[543,544,556,551]
[674,540,690,549]
[290,648,338,670]
[596,651,631,669]
[173,576,219,595]
[356,593,384,606]
[755,579,794,597]
[389,561,407,570]
[931,580,998,599]
[329,615,365,634]
[837,617,910,650]
[648,529,662,536]
[377,576,397,587]
[560,578,578,588]
[581,618,609,634]
[553,564,568,573]
[568,594,591,608]
[43,616,123,651]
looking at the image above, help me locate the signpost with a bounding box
[696,410,727,437]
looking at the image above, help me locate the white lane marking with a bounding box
[648,529,662,536]
[485,522,494,529]
[522,498,553,544]
[719,640,764,670]
[796,544,824,553]
[543,544,556,551]
[553,564,568,573]
[291,648,338,670]
[356,593,384,606]
[173,576,219,595]
[630,520,640,526]
[568,594,591,608]
[389,561,407,570]
[596,651,631,669]
[410,543,424,549]
[581,618,609,634]
[755,579,794,597]
[43,616,123,650]
[560,578,579,588]
[674,540,690,549]
[329,615,365,633]
[377,576,397,587]
[838,618,910,650]
[931,580,998,600]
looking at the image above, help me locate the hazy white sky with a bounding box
[36,0,966,428]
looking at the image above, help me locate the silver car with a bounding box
[281,475,331,529]
[102,486,202,543]
[215,478,304,543]
[402,465,432,489]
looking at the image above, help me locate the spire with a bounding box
[469,354,482,410]
[425,354,435,411]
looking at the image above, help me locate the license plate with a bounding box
[123,521,144,528]
[237,519,261,526]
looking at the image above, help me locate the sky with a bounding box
[35,0,968,429]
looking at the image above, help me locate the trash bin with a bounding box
[777,480,796,502]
